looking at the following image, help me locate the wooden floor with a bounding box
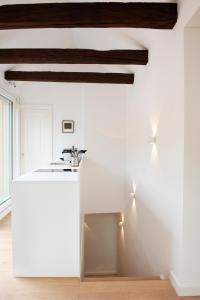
[0,214,199,300]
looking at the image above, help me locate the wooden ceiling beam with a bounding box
[5,71,134,84]
[0,49,148,65]
[0,2,177,30]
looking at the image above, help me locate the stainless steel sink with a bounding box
[50,162,68,166]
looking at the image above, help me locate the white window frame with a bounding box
[0,87,18,220]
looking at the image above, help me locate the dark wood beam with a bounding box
[0,2,177,30]
[5,71,134,84]
[0,49,148,65]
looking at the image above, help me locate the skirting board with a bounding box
[84,270,118,276]
[170,271,200,296]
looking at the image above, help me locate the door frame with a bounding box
[19,104,53,174]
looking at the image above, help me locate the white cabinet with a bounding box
[12,174,80,277]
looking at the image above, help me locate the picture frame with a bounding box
[62,120,74,133]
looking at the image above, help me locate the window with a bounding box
[0,96,12,205]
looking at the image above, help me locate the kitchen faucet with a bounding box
[62,146,87,166]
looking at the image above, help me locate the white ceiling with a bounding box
[0,0,177,77]
[186,8,200,27]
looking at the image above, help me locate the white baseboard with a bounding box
[0,199,11,220]
[84,270,118,276]
[170,271,200,296]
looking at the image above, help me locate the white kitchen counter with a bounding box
[13,161,80,184]
[13,169,79,183]
[11,163,81,277]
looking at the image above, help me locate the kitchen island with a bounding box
[12,166,81,277]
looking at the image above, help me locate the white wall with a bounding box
[122,28,184,279]
[179,27,200,290]
[19,83,126,214]
[84,213,118,275]
[82,85,126,213]
[120,0,200,284]
[19,83,84,160]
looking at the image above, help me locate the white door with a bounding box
[20,105,52,174]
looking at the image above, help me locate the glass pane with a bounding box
[0,98,12,205]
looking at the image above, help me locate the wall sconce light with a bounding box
[130,192,136,199]
[118,221,125,227]
[84,222,89,230]
[148,136,156,145]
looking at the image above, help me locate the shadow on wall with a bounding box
[118,196,173,278]
[81,157,125,214]
[84,213,119,276]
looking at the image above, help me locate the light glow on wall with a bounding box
[152,123,157,137]
[84,222,91,231]
[150,114,160,137]
[132,181,137,197]
[119,213,125,239]
[131,197,136,211]
[151,143,158,161]
[149,118,159,161]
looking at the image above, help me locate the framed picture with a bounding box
[62,120,74,133]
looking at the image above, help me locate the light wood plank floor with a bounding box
[0,214,199,300]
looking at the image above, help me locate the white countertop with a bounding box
[13,162,80,183]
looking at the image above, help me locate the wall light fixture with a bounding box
[148,136,156,145]
[118,221,124,227]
